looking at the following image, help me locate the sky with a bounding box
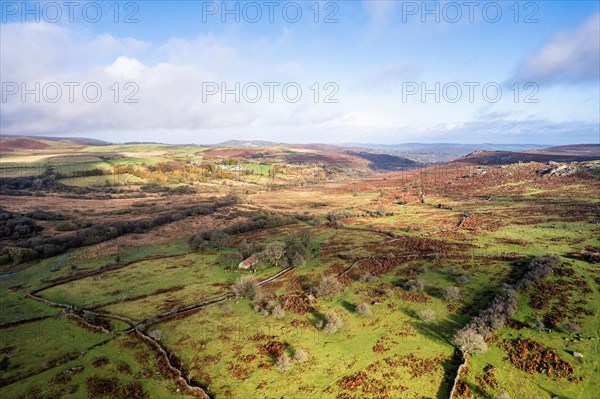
[1,0,599,145]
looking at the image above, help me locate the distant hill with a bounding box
[526,144,600,157]
[1,134,111,146]
[455,147,600,165]
[344,151,418,170]
[0,137,51,152]
[217,140,281,147]
[341,143,550,163]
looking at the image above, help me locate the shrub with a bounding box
[404,278,425,292]
[530,317,545,331]
[453,327,488,354]
[209,230,231,249]
[443,286,462,302]
[85,376,121,398]
[496,390,511,399]
[0,211,43,238]
[221,303,232,315]
[232,276,261,300]
[148,329,163,341]
[562,321,581,334]
[271,304,285,319]
[454,272,472,285]
[293,349,308,364]
[275,354,293,373]
[321,311,343,334]
[355,302,372,317]
[316,276,343,298]
[25,209,66,221]
[417,309,436,322]
[121,382,149,399]
[0,356,9,372]
[359,272,379,282]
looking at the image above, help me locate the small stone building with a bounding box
[238,254,259,270]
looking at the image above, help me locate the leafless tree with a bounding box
[316,276,343,298]
[232,276,261,300]
[443,286,462,302]
[453,327,488,354]
[417,309,436,322]
[356,302,372,317]
[293,349,308,364]
[275,354,293,372]
[321,311,343,334]
[404,278,425,292]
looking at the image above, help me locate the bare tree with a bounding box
[321,311,343,334]
[443,286,462,302]
[271,304,285,319]
[356,302,372,317]
[404,279,425,292]
[293,349,308,364]
[316,276,343,298]
[453,327,488,354]
[275,354,293,372]
[232,276,261,300]
[417,309,436,322]
[496,390,511,399]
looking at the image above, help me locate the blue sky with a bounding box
[1,0,599,144]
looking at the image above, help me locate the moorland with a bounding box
[0,136,599,399]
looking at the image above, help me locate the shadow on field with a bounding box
[404,308,464,344]
[340,300,355,313]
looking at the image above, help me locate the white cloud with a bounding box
[515,12,600,83]
[0,23,327,137]
[1,18,598,145]
[105,57,146,80]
